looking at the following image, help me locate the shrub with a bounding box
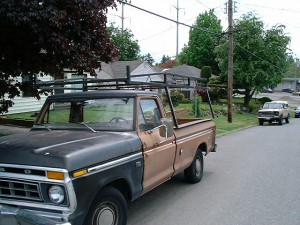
[197,88,224,103]
[257,97,272,105]
[191,95,202,117]
[162,90,185,107]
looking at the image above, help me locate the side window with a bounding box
[139,99,162,131]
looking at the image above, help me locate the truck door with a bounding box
[137,97,176,194]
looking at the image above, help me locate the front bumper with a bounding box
[258,116,279,121]
[0,204,71,225]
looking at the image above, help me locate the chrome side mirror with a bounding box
[159,118,174,138]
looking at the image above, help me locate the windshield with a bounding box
[36,97,134,131]
[263,103,282,109]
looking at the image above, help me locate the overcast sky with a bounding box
[107,0,300,64]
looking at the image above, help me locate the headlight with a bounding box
[48,185,65,204]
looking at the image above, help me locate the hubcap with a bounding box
[96,205,115,225]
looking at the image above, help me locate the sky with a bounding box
[107,0,300,64]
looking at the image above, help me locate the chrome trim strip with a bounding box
[176,128,213,144]
[88,152,143,173]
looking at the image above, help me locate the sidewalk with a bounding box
[0,125,30,136]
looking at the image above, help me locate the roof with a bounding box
[98,61,146,79]
[164,64,201,79]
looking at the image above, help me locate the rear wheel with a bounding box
[85,187,127,225]
[285,117,289,123]
[184,150,203,183]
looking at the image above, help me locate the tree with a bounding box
[157,59,178,69]
[108,23,140,61]
[160,55,171,64]
[140,53,154,66]
[0,0,121,114]
[215,13,291,107]
[201,66,212,84]
[178,10,222,75]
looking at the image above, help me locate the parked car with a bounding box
[258,101,290,125]
[262,88,273,93]
[295,106,300,118]
[282,88,294,93]
[293,91,300,96]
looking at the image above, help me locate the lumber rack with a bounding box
[36,66,215,121]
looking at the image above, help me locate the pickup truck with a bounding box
[0,75,217,225]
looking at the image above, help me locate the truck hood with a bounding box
[258,109,279,113]
[0,130,142,171]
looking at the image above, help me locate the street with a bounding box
[127,118,300,225]
[255,91,300,107]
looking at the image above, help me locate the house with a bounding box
[274,78,300,92]
[3,61,160,115]
[162,64,202,99]
[97,60,160,81]
[3,74,52,115]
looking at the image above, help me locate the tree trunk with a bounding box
[243,89,255,108]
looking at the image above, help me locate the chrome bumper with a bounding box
[0,204,71,225]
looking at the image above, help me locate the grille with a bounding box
[0,179,42,202]
[261,112,274,116]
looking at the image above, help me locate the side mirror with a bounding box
[159,118,174,138]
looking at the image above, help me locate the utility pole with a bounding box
[174,0,183,58]
[296,58,299,91]
[121,2,125,31]
[227,0,234,123]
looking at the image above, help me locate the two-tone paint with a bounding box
[0,90,217,225]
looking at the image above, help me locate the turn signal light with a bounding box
[47,171,65,180]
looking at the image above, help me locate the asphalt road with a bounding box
[127,118,300,225]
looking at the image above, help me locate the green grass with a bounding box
[213,113,257,136]
[173,97,261,137]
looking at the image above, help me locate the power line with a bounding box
[120,1,222,37]
[245,3,300,14]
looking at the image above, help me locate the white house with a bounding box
[3,74,52,115]
[3,61,160,114]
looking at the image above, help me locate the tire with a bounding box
[259,119,263,126]
[85,187,127,225]
[285,117,289,123]
[278,116,283,125]
[184,150,203,183]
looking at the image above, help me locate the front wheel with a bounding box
[85,187,127,225]
[184,150,203,183]
[278,116,283,125]
[259,119,264,126]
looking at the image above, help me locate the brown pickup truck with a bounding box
[0,73,217,225]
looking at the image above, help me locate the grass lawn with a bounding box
[213,113,257,136]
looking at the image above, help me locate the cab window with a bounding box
[139,99,162,131]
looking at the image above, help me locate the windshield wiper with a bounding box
[79,122,97,133]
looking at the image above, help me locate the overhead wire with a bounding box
[119,1,295,73]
